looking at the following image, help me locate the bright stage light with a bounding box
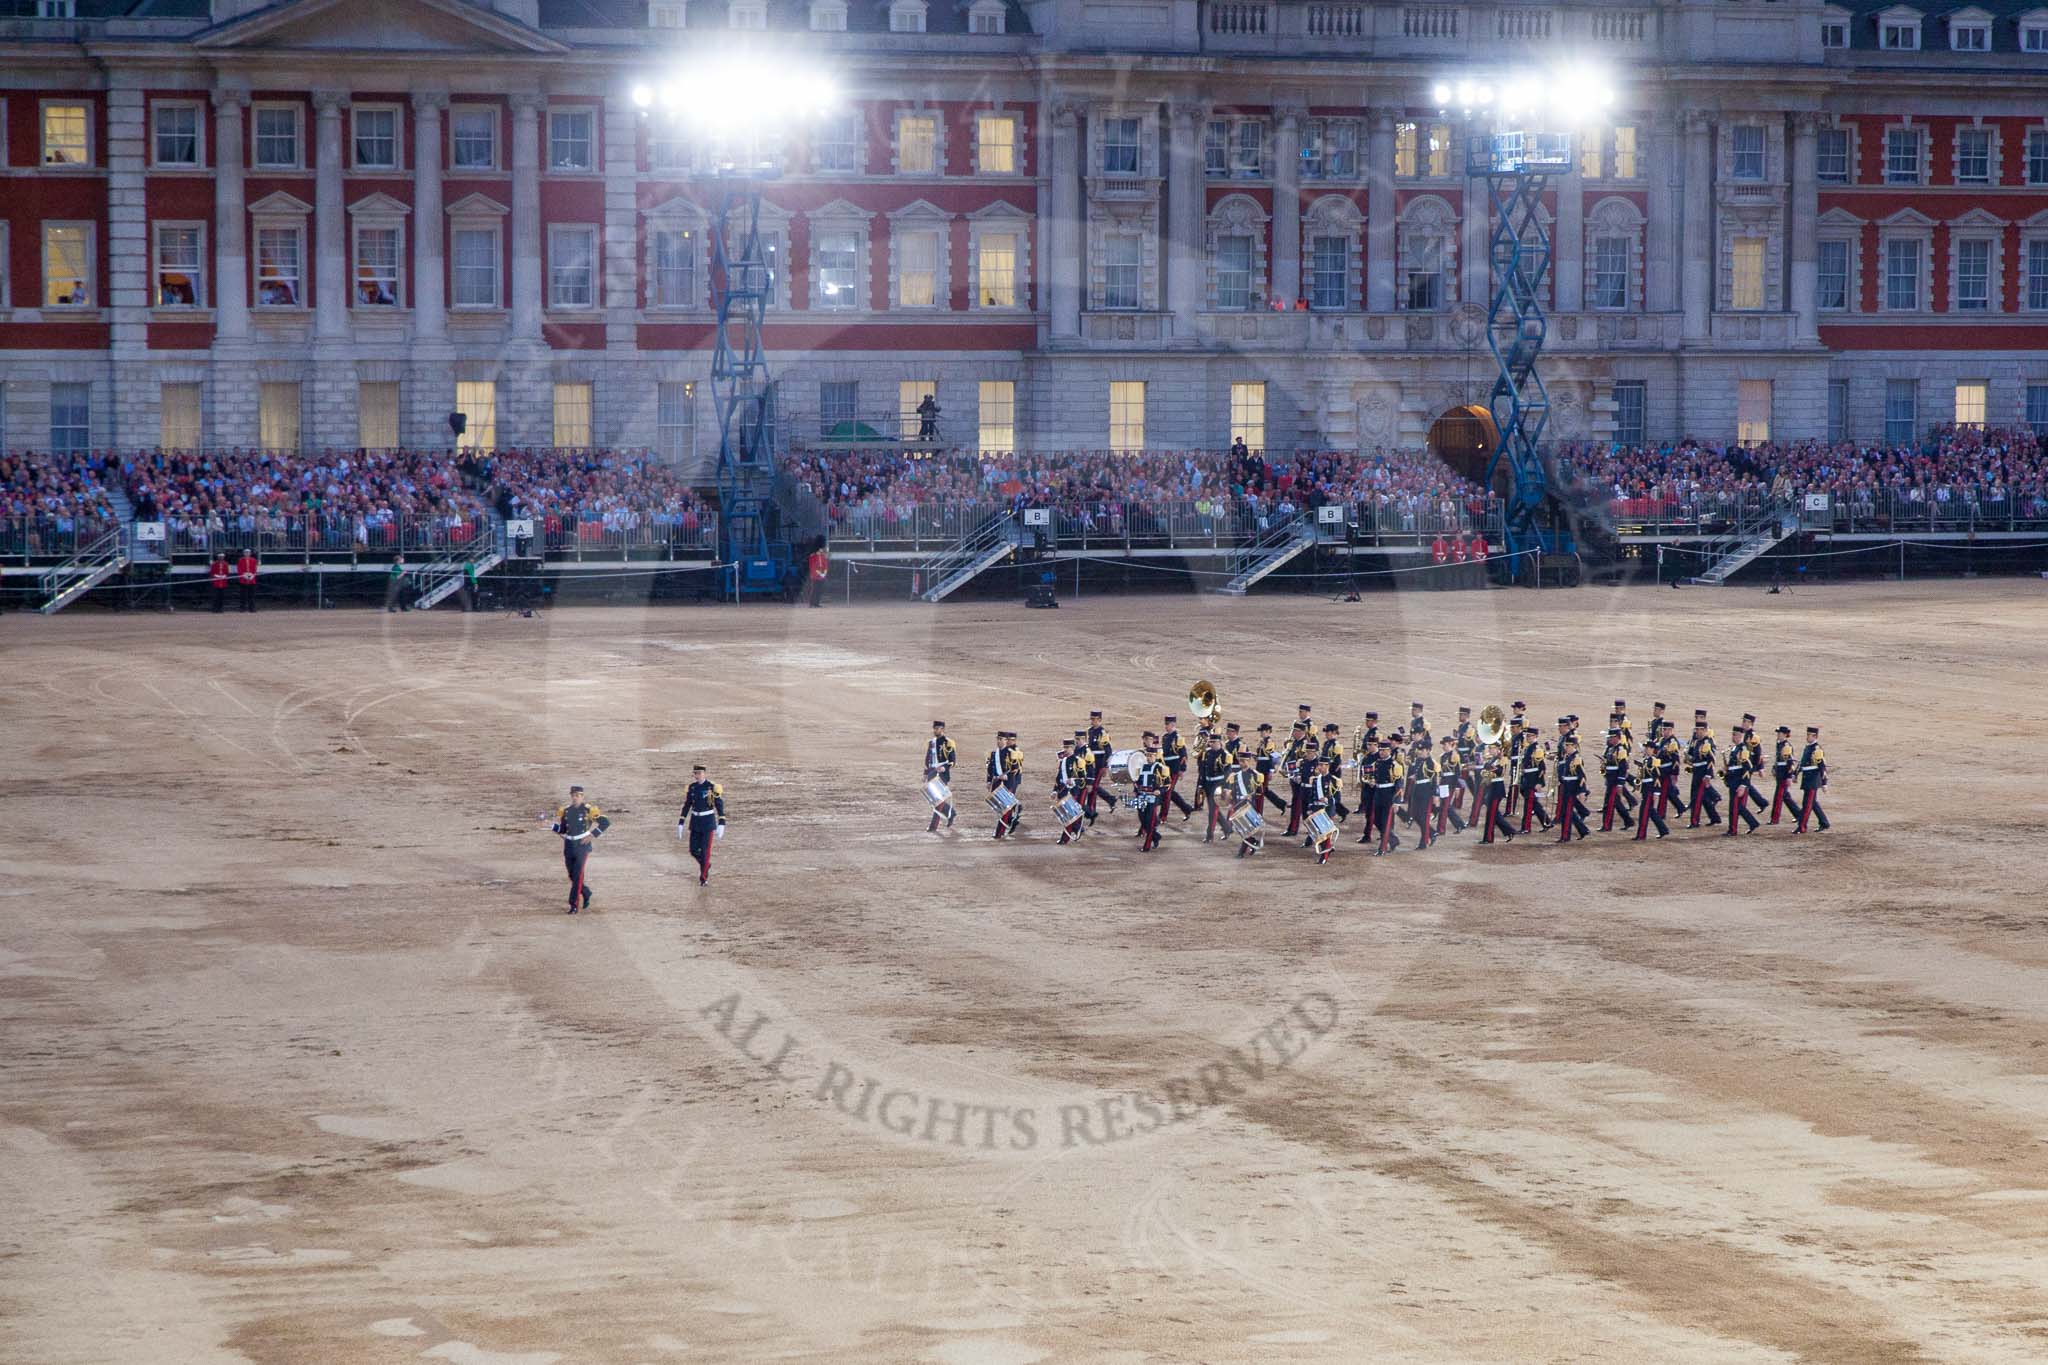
[658,55,840,131]
[630,83,653,109]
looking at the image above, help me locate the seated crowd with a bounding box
[0,451,121,525]
[786,445,1489,535]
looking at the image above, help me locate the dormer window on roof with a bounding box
[1948,8,1991,50]
[811,0,847,29]
[2025,12,2048,51]
[729,0,767,29]
[1879,7,1922,48]
[1822,16,1848,46]
[969,0,1008,32]
[649,0,687,26]
[890,0,929,32]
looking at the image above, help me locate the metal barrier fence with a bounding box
[821,497,1500,553]
[1606,487,2048,536]
[158,513,494,560]
[538,511,717,559]
[0,516,119,565]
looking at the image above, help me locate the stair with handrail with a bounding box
[38,526,129,615]
[410,515,507,610]
[1690,497,1796,585]
[915,512,1021,602]
[1212,512,1315,595]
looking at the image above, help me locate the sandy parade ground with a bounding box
[3,580,2048,1365]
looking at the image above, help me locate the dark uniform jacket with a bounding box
[680,780,725,827]
[553,802,610,840]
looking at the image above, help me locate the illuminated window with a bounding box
[977,231,1017,307]
[1230,381,1265,451]
[455,381,497,451]
[256,226,302,307]
[1109,380,1145,451]
[658,382,695,462]
[1612,124,1638,178]
[1730,237,1765,311]
[896,228,940,308]
[359,382,399,450]
[43,223,91,307]
[1736,379,1771,445]
[354,224,401,307]
[976,112,1017,174]
[1954,380,1987,426]
[898,379,937,440]
[978,380,1014,452]
[897,113,937,174]
[160,383,201,451]
[553,381,593,447]
[41,102,88,166]
[258,382,301,452]
[154,223,203,307]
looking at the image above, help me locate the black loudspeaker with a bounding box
[448,411,468,437]
[1025,569,1058,609]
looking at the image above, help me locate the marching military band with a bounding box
[919,683,1833,861]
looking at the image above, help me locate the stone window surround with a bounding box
[644,197,706,311]
[887,200,953,310]
[971,107,1023,177]
[546,222,601,311]
[1584,195,1644,313]
[1722,119,1779,183]
[1877,208,1935,313]
[546,104,599,175]
[1877,5,1922,49]
[1089,103,1157,180]
[1946,208,2005,312]
[1204,115,1269,181]
[251,100,302,170]
[152,219,207,310]
[808,200,874,312]
[350,101,403,173]
[448,103,500,173]
[892,106,945,177]
[1086,200,1160,311]
[1816,208,1864,312]
[1204,192,1268,311]
[733,200,791,310]
[250,191,311,310]
[1816,119,1855,183]
[1302,193,1363,311]
[39,97,92,169]
[1394,119,1456,182]
[1883,119,1929,185]
[150,98,206,170]
[1396,194,1459,311]
[967,202,1031,311]
[348,192,410,310]
[810,0,848,30]
[889,0,928,32]
[967,0,1007,34]
[1951,119,1999,186]
[1718,217,1781,312]
[1580,122,1644,181]
[2020,209,2048,312]
[809,109,864,175]
[447,192,507,311]
[1300,118,1361,182]
[2023,9,2048,50]
[2025,123,2048,185]
[1946,6,1992,50]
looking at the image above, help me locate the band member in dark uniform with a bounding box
[1160,715,1196,821]
[1769,724,1796,824]
[1199,731,1234,842]
[1086,710,1114,821]
[1254,723,1286,815]
[1635,737,1672,840]
[1408,701,1431,750]
[1135,734,1169,852]
[1405,739,1438,851]
[1436,735,1468,835]
[1371,736,1405,855]
[550,785,610,913]
[1555,736,1591,842]
[1282,721,1311,836]
[1230,749,1264,858]
[1479,744,1515,844]
[1600,726,1635,832]
[1722,725,1761,836]
[1686,719,1723,827]
[678,765,726,885]
[987,731,1020,840]
[1795,725,1831,833]
[1517,723,1553,833]
[925,720,958,834]
[1504,702,1528,820]
[1002,731,1025,828]
[1054,739,1088,844]
[1739,714,1770,814]
[1655,719,1688,817]
[1302,755,1338,865]
[1318,723,1349,821]
[1450,705,1477,821]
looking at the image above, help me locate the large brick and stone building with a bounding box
[4,0,2047,462]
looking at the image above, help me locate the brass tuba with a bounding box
[1476,704,1508,747]
[1189,680,1222,725]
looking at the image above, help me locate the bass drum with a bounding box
[1107,748,1148,786]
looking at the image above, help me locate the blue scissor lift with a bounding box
[707,168,794,599]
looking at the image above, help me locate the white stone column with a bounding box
[1047,99,1082,340]
[412,92,448,340]
[1166,100,1207,337]
[1271,105,1303,307]
[1365,113,1396,313]
[212,88,251,342]
[1554,159,1584,314]
[105,82,150,449]
[509,91,546,343]
[313,90,349,339]
[1645,112,1679,314]
[1681,111,1713,341]
[1789,111,1820,343]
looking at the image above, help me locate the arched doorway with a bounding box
[1427,404,1507,496]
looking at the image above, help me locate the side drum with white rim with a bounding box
[987,786,1021,816]
[1229,804,1264,837]
[1304,810,1339,841]
[924,776,951,809]
[1051,796,1084,825]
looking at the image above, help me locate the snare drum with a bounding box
[924,776,951,809]
[1229,804,1264,838]
[1052,796,1084,825]
[1304,810,1339,842]
[987,786,1020,816]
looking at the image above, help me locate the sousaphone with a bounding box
[1476,704,1508,747]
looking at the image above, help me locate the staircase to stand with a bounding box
[411,516,506,610]
[915,512,1020,602]
[38,526,128,615]
[1211,513,1315,596]
[1691,499,1795,585]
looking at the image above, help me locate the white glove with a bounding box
[676,821,687,840]
[713,824,724,841]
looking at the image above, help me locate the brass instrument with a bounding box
[1475,704,1508,747]
[1188,679,1221,726]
